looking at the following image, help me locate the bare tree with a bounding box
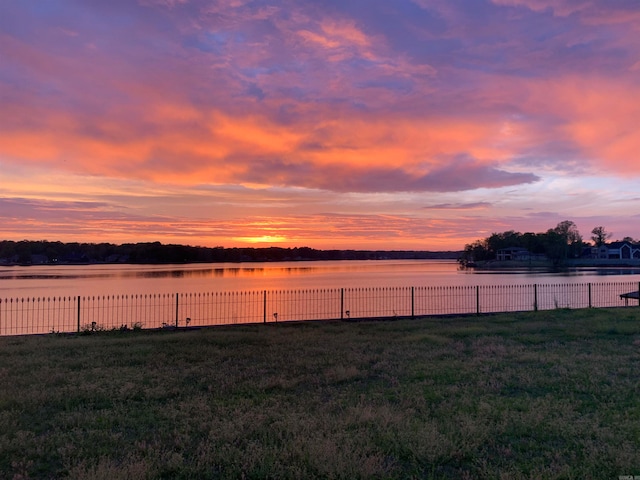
[591,226,612,247]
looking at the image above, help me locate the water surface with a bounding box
[3,260,640,298]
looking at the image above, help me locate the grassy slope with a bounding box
[1,309,640,479]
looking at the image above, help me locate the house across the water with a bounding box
[497,241,640,262]
[496,247,547,262]
[590,241,640,260]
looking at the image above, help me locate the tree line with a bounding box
[0,240,460,265]
[461,222,632,266]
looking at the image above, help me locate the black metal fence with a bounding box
[1,282,639,336]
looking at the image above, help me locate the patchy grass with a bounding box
[1,308,640,479]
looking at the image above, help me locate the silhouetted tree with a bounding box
[485,231,522,256]
[461,239,492,264]
[552,220,583,258]
[461,220,592,266]
[553,220,582,244]
[591,226,612,247]
[544,230,569,266]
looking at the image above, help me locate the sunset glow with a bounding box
[2,1,640,250]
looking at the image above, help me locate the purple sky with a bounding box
[1,0,640,249]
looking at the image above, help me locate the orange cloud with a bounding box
[1,77,537,192]
[4,0,640,250]
[296,17,373,62]
[523,75,640,174]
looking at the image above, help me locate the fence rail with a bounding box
[1,282,639,336]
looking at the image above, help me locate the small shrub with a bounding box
[80,321,106,334]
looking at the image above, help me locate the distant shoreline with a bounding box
[0,240,464,266]
[468,258,640,270]
[0,257,462,267]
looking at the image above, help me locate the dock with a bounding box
[620,290,640,306]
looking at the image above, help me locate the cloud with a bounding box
[235,153,539,193]
[521,75,640,174]
[491,0,640,26]
[0,198,112,219]
[490,0,591,16]
[2,0,640,249]
[0,196,478,249]
[423,202,492,210]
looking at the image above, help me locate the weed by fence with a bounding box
[1,282,639,336]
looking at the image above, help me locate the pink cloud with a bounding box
[2,1,640,249]
[520,75,640,174]
[490,0,592,16]
[0,196,477,249]
[239,155,538,193]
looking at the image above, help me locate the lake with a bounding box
[3,259,640,298]
[3,260,640,335]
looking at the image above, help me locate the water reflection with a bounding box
[0,266,271,280]
[0,262,363,281]
[586,268,640,276]
[473,266,640,277]
[4,260,640,299]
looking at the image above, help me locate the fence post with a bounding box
[340,288,344,320]
[476,286,480,316]
[77,296,81,333]
[638,282,640,307]
[534,284,538,312]
[175,293,179,328]
[263,290,267,323]
[411,287,415,319]
[588,283,592,308]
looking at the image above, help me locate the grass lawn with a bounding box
[1,308,640,479]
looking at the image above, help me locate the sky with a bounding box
[1,0,640,251]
